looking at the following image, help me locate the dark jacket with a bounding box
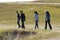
[17,13,20,20]
[21,13,25,21]
[45,11,50,21]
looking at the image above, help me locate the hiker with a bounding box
[16,11,20,28]
[45,10,52,30]
[34,11,39,29]
[20,11,26,29]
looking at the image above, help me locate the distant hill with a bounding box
[36,0,60,3]
[0,0,60,4]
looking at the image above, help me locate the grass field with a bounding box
[0,3,60,40]
[0,3,60,25]
[0,26,60,40]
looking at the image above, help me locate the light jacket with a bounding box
[34,13,39,21]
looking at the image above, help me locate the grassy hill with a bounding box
[0,3,60,25]
[36,0,60,3]
[0,27,60,40]
[0,3,60,40]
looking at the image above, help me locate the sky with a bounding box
[0,0,35,2]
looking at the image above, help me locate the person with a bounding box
[16,11,20,28]
[34,11,39,29]
[20,11,26,29]
[45,10,52,30]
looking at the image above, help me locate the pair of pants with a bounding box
[45,20,52,30]
[35,21,39,29]
[17,19,20,28]
[21,21,25,29]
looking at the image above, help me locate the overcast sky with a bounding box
[0,0,35,2]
